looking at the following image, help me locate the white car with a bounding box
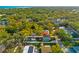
[23,45,38,53]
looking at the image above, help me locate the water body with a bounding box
[0,6,32,9]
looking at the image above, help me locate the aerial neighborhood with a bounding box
[0,7,79,53]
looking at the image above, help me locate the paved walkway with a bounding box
[13,46,18,53]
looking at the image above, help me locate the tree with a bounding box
[52,44,61,53]
[0,31,10,45]
[58,29,72,41]
[5,25,17,34]
[20,29,31,36]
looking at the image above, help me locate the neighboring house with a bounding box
[0,18,8,26]
[0,45,6,53]
[66,46,79,53]
[27,18,33,22]
[23,45,38,53]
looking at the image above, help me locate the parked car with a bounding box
[23,45,38,53]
